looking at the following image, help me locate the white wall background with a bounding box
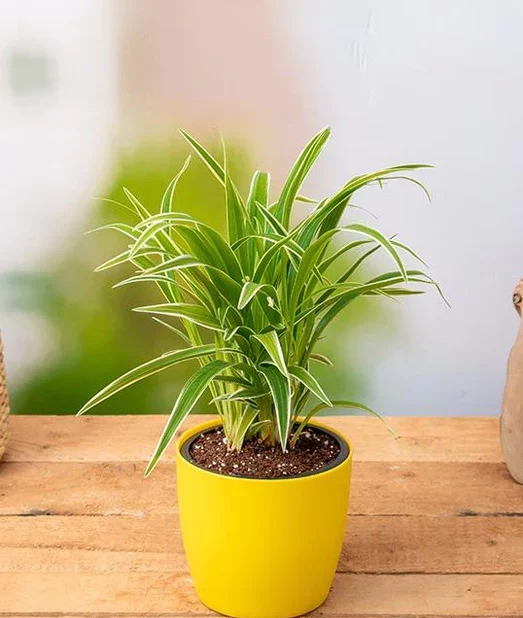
[284,0,523,415]
[0,0,118,377]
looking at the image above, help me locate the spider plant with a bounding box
[78,127,440,476]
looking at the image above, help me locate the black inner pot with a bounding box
[180,423,350,480]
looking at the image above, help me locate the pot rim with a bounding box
[177,418,352,482]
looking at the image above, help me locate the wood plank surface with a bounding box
[2,572,523,615]
[1,514,523,575]
[5,414,503,463]
[1,460,521,516]
[1,415,521,617]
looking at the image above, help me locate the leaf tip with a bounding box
[76,403,89,416]
[144,461,155,478]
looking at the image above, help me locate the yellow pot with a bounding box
[176,418,352,618]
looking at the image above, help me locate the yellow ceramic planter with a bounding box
[176,418,352,618]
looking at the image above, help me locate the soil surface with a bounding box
[187,426,341,479]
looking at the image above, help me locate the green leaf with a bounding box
[230,362,263,386]
[288,229,337,319]
[247,171,270,214]
[288,365,331,406]
[309,353,333,366]
[300,164,432,239]
[392,239,429,268]
[134,303,222,331]
[252,200,288,237]
[331,244,382,289]
[238,282,277,310]
[252,234,302,282]
[273,127,331,228]
[252,331,287,376]
[223,142,247,245]
[213,375,251,389]
[151,317,192,345]
[133,211,199,230]
[292,399,395,447]
[220,306,244,330]
[77,344,217,415]
[381,288,426,297]
[259,364,292,449]
[305,275,409,324]
[199,224,245,282]
[123,187,151,220]
[172,223,243,282]
[142,254,203,274]
[94,249,133,272]
[85,222,137,240]
[295,194,317,204]
[179,130,246,226]
[319,239,373,274]
[210,387,266,405]
[310,399,394,432]
[94,247,166,272]
[130,215,195,259]
[161,155,191,213]
[145,360,233,476]
[140,253,242,307]
[293,198,328,249]
[382,175,432,202]
[179,129,225,184]
[238,281,263,310]
[93,197,139,219]
[343,224,408,281]
[230,408,259,450]
[245,172,270,274]
[113,273,178,290]
[298,274,416,348]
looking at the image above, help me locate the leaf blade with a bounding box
[145,360,233,476]
[288,365,331,406]
[273,126,331,228]
[252,331,288,376]
[77,344,217,415]
[179,129,225,184]
[134,303,222,331]
[259,364,291,449]
[160,155,191,213]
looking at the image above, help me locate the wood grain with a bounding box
[5,415,503,463]
[2,460,521,516]
[1,514,523,575]
[2,572,523,615]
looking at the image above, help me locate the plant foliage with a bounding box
[78,127,441,476]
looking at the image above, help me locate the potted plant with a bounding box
[79,127,438,618]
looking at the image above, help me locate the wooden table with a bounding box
[1,415,523,617]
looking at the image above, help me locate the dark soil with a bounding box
[187,426,341,479]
